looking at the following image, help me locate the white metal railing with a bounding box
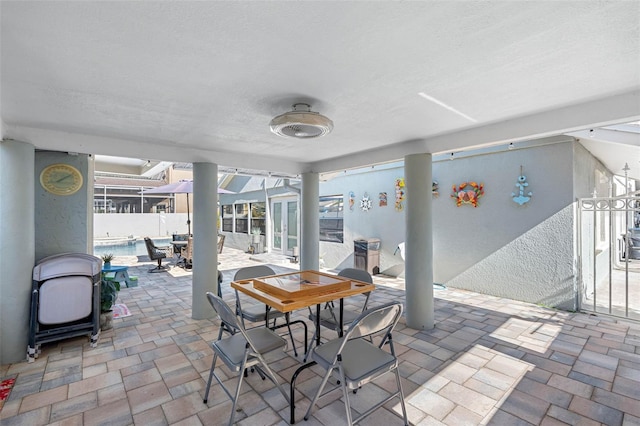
[578,194,640,320]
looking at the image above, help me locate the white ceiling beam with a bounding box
[568,128,640,148]
[4,124,306,175]
[6,89,639,177]
[140,161,173,177]
[309,90,640,174]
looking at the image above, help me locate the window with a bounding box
[221,202,266,235]
[235,203,249,234]
[319,195,343,243]
[251,202,266,234]
[93,184,151,213]
[222,205,234,232]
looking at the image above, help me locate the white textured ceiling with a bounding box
[2,1,639,176]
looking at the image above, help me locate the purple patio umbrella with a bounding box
[143,180,233,235]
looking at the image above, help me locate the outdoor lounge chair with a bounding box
[144,237,170,272]
[304,301,408,425]
[28,253,102,362]
[180,236,193,269]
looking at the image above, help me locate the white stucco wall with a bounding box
[196,138,610,311]
[434,143,573,280]
[94,213,192,238]
[0,140,35,363]
[319,139,608,311]
[447,205,577,309]
[432,141,583,309]
[319,164,407,274]
[574,142,615,305]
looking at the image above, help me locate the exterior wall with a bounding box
[216,140,604,311]
[35,152,93,262]
[0,140,35,363]
[95,213,191,237]
[447,205,576,309]
[218,181,300,252]
[319,164,406,274]
[573,142,611,199]
[434,142,579,309]
[92,138,610,312]
[320,139,607,311]
[574,142,615,303]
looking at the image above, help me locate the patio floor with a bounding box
[2,248,639,425]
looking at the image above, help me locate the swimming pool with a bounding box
[93,238,172,257]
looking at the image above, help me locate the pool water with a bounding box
[93,238,172,257]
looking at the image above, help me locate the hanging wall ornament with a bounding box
[360,192,372,211]
[432,181,439,197]
[349,191,355,211]
[379,192,387,207]
[511,166,533,205]
[451,181,484,207]
[395,178,405,211]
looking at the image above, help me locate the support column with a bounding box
[264,182,272,252]
[0,140,35,363]
[404,153,434,329]
[301,172,319,271]
[192,162,218,319]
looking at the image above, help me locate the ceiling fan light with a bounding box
[270,103,333,139]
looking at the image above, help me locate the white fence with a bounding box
[94,213,190,238]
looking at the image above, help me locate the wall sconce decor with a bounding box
[451,181,484,207]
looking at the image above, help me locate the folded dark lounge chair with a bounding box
[29,253,102,362]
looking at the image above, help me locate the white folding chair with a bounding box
[305,268,372,359]
[234,265,303,356]
[304,301,408,425]
[203,292,290,425]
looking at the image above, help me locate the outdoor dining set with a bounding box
[143,234,226,272]
[206,266,409,426]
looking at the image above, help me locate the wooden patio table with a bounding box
[231,269,375,424]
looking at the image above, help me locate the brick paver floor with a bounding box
[1,247,639,425]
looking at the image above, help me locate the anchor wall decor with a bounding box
[511,166,533,206]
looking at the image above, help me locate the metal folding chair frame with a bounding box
[203,292,290,425]
[233,265,307,357]
[303,301,408,425]
[305,268,372,359]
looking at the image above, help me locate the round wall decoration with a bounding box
[360,193,372,211]
[40,163,83,195]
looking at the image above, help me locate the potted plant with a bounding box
[100,278,120,330]
[101,253,114,269]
